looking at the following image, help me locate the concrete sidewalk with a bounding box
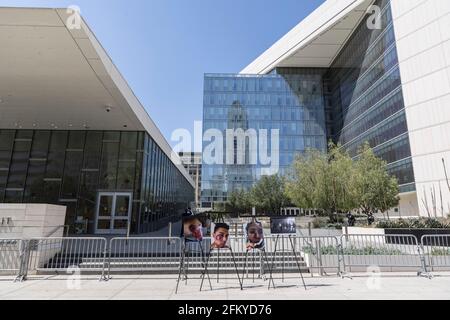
[1,273,450,300]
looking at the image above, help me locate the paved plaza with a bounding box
[1,273,450,300]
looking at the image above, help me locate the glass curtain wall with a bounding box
[202,69,327,207]
[140,133,193,232]
[0,129,194,233]
[326,0,415,192]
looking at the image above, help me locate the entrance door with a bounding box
[95,192,132,235]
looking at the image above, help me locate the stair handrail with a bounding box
[44,225,70,238]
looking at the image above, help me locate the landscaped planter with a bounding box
[302,253,422,273]
[343,227,450,246]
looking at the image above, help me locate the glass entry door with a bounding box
[95,192,132,235]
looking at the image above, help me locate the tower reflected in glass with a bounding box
[201,69,328,208]
[202,0,415,209]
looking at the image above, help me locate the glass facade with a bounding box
[0,129,194,234]
[201,0,415,205]
[202,69,328,207]
[326,0,415,192]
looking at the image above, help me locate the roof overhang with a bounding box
[241,0,374,74]
[0,7,194,187]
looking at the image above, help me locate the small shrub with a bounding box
[312,217,327,229]
[377,218,450,229]
[326,223,344,230]
[302,245,403,256]
[431,248,450,256]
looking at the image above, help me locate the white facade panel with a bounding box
[386,192,420,219]
[396,42,447,84]
[401,68,450,107]
[392,0,450,217]
[240,0,368,73]
[390,0,426,20]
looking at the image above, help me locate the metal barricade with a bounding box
[107,237,182,276]
[288,236,342,276]
[27,237,107,280]
[0,239,23,279]
[340,234,423,273]
[421,235,450,272]
[227,236,262,277]
[263,236,304,275]
[230,236,341,277]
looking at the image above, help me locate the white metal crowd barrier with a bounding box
[0,239,23,280]
[287,236,342,276]
[107,237,182,277]
[340,234,425,274]
[421,235,450,272]
[26,237,108,280]
[2,234,449,282]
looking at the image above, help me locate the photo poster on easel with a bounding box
[243,218,265,250]
[270,217,297,235]
[210,222,230,249]
[182,214,211,242]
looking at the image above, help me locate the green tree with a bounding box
[285,148,327,211]
[226,189,252,214]
[353,143,400,218]
[286,143,357,221]
[250,175,290,215]
[327,143,358,217]
[286,142,400,222]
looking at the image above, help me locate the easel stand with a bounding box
[242,248,275,290]
[176,239,212,294]
[268,234,307,290]
[200,247,243,291]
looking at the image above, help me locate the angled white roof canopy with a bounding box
[241,0,374,74]
[0,7,194,187]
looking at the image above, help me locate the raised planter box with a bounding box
[343,227,450,246]
[303,253,422,273]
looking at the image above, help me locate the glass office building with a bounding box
[325,0,415,193]
[0,130,194,234]
[201,69,328,207]
[202,0,415,208]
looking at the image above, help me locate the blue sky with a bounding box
[1,0,325,150]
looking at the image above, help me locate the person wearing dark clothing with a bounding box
[347,213,356,227]
[367,213,375,226]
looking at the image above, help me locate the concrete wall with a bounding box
[343,227,386,235]
[391,0,450,218]
[0,204,66,239]
[386,192,420,219]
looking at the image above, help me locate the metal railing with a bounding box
[107,237,182,276]
[340,234,423,273]
[2,234,450,282]
[289,236,342,276]
[44,225,70,238]
[421,235,450,272]
[0,239,23,280]
[26,237,108,280]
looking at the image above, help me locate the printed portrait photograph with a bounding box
[183,214,211,241]
[210,223,230,249]
[270,217,297,234]
[243,220,265,250]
